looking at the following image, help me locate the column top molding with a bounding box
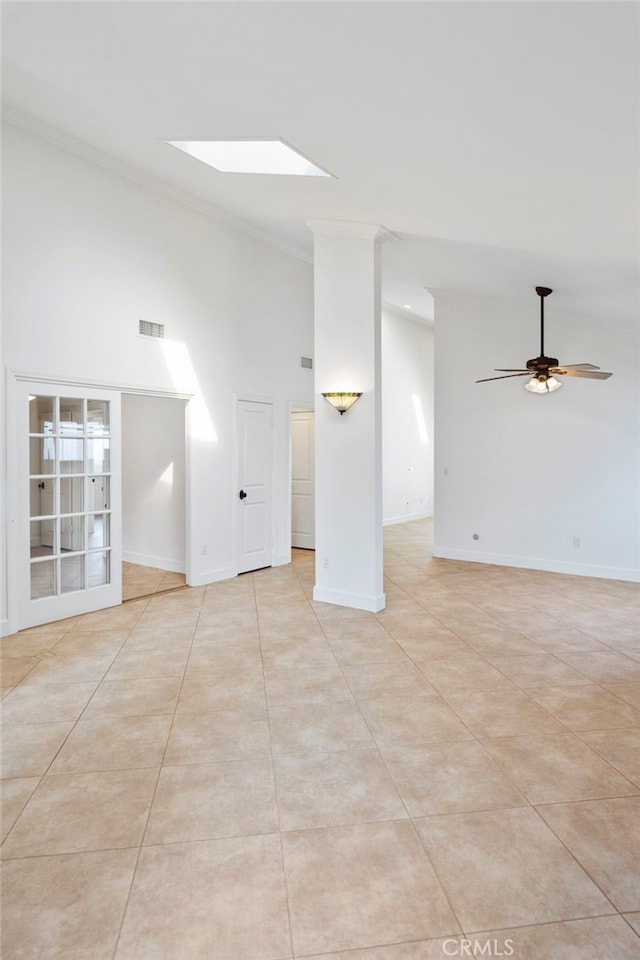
[306,218,396,242]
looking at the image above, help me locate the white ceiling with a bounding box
[2,1,639,325]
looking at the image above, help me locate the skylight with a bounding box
[167,139,331,177]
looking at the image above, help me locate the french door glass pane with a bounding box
[30,437,55,475]
[61,555,85,593]
[60,476,84,514]
[60,438,84,474]
[90,476,110,511]
[29,395,55,434]
[88,551,110,588]
[88,514,110,549]
[31,559,56,599]
[87,400,109,435]
[30,519,56,557]
[61,515,84,552]
[88,438,110,473]
[60,398,84,435]
[30,478,56,517]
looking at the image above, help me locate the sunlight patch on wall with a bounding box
[146,461,176,505]
[158,462,174,488]
[412,394,429,445]
[160,340,217,443]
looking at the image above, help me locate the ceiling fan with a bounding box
[476,286,613,393]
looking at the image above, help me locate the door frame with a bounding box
[4,369,194,636]
[233,394,276,575]
[288,400,315,555]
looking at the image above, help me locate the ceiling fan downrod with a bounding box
[529,286,557,370]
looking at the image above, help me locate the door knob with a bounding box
[239,489,247,500]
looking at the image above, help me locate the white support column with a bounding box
[308,219,388,612]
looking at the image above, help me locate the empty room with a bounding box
[1,2,639,958]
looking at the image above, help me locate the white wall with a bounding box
[312,226,384,612]
[382,306,434,524]
[433,292,640,580]
[1,121,314,629]
[121,394,186,572]
[0,233,5,633]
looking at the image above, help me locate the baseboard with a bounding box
[313,586,386,612]
[432,546,640,583]
[122,551,185,574]
[197,565,237,586]
[383,512,432,527]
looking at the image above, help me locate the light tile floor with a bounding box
[2,519,640,959]
[122,562,186,601]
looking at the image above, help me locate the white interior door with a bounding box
[237,399,273,574]
[18,381,122,629]
[291,409,315,549]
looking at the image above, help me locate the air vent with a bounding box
[138,319,165,339]
[301,356,313,369]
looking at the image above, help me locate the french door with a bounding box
[18,380,121,629]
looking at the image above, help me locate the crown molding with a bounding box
[1,105,313,265]
[306,218,396,243]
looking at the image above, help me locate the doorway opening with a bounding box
[291,406,315,551]
[121,393,188,601]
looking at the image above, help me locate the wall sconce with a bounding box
[321,392,362,415]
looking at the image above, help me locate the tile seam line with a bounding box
[257,566,296,960]
[109,600,200,959]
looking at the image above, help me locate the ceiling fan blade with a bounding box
[494,368,531,373]
[476,373,531,383]
[550,363,600,371]
[554,368,613,379]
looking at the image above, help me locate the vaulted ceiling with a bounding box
[2,1,638,325]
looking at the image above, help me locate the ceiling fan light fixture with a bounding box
[525,375,562,394]
[476,286,612,388]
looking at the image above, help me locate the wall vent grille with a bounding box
[139,319,165,339]
[301,356,313,369]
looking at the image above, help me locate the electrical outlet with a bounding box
[573,536,581,549]
[201,544,208,556]
[322,555,329,569]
